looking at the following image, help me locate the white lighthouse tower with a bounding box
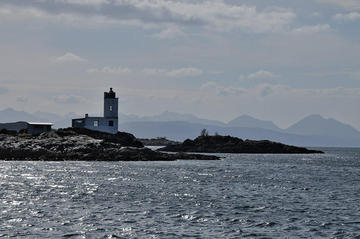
[103,88,118,133]
[72,88,119,134]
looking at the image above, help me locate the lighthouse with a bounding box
[72,88,119,134]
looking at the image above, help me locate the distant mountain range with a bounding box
[0,108,81,129]
[286,114,360,139]
[1,108,359,147]
[227,115,281,131]
[119,121,360,147]
[118,110,226,126]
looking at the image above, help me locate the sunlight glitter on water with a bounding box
[0,148,359,238]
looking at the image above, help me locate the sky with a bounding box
[0,0,360,129]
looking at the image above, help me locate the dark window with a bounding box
[109,120,114,126]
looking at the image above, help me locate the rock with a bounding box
[56,127,144,147]
[0,129,220,161]
[138,137,180,146]
[0,129,17,135]
[158,135,324,154]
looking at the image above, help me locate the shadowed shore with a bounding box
[158,135,324,154]
[0,128,219,161]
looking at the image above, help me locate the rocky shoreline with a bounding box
[138,137,180,146]
[159,135,324,154]
[0,129,219,161]
[0,128,324,161]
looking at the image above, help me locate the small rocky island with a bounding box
[159,135,324,154]
[0,128,219,161]
[0,88,322,161]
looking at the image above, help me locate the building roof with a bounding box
[72,116,103,120]
[28,122,53,126]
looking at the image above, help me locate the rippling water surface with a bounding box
[1,148,360,238]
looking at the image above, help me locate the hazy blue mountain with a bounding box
[51,112,82,129]
[0,108,79,129]
[119,121,360,147]
[64,112,82,119]
[119,110,226,126]
[227,115,281,131]
[143,111,226,126]
[286,114,360,139]
[118,112,142,123]
[0,108,48,123]
[34,111,63,122]
[2,108,360,146]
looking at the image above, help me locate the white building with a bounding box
[72,88,119,134]
[0,122,53,135]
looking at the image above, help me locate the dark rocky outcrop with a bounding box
[0,129,18,136]
[138,137,180,146]
[158,135,324,154]
[0,129,219,161]
[57,127,143,147]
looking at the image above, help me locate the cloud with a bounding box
[0,5,134,28]
[152,26,186,39]
[303,70,360,79]
[53,95,82,104]
[0,88,8,94]
[253,84,291,97]
[87,66,132,74]
[165,68,203,77]
[16,97,28,103]
[334,12,360,21]
[87,65,203,77]
[317,0,360,10]
[248,70,276,80]
[56,0,109,6]
[200,82,360,100]
[0,0,296,33]
[239,70,277,81]
[218,87,246,97]
[200,81,219,92]
[291,24,331,34]
[55,52,88,63]
[143,67,203,77]
[200,81,246,97]
[259,85,273,97]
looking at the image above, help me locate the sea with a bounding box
[0,147,359,238]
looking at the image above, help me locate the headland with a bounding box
[159,135,324,154]
[0,128,219,161]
